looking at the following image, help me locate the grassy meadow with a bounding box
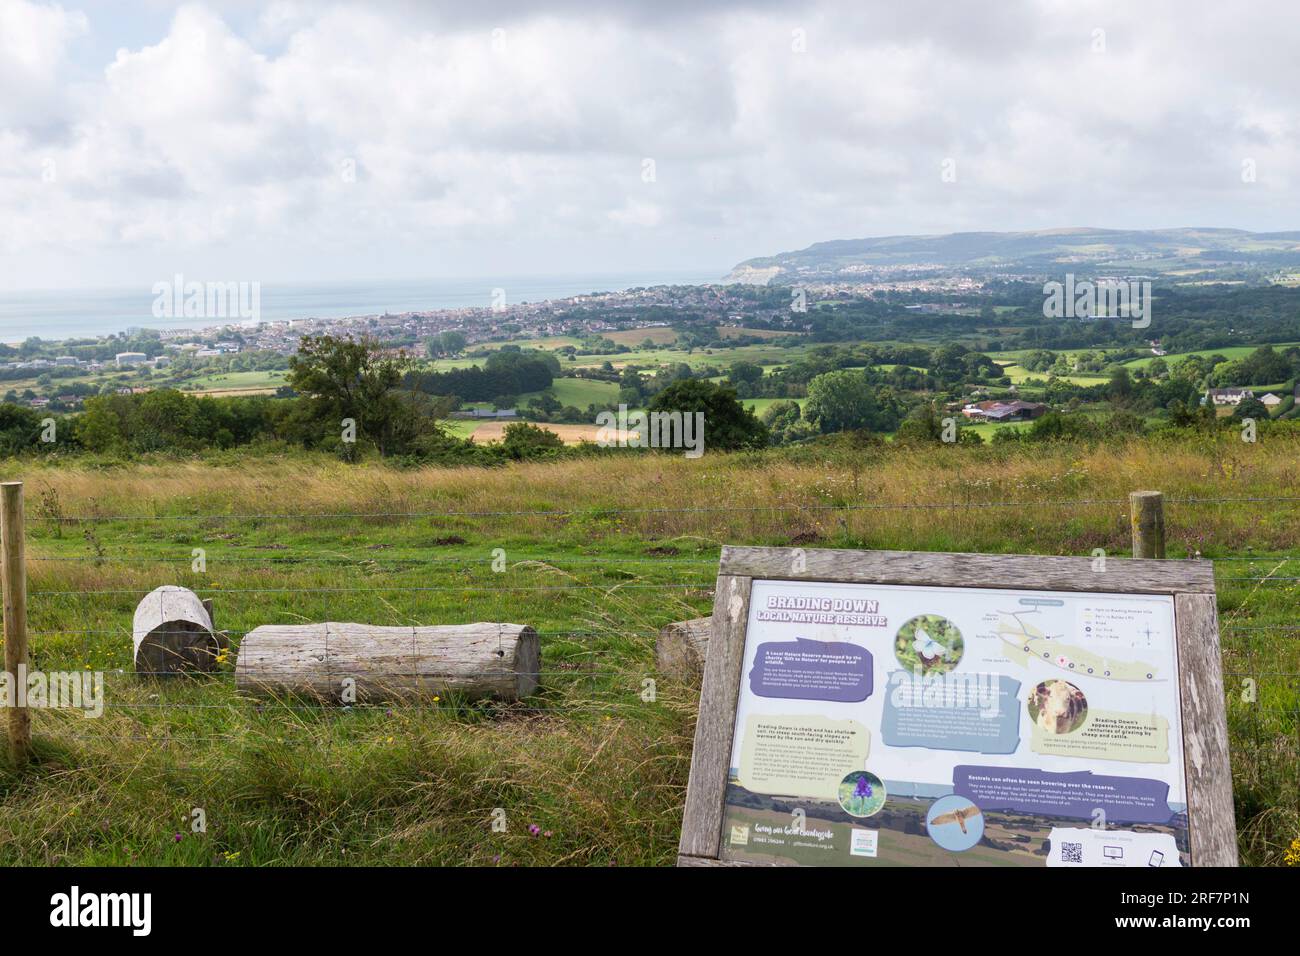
[0,431,1296,866]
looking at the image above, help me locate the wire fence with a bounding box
[2,490,1297,796]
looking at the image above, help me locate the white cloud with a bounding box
[1,0,1299,289]
[0,0,86,127]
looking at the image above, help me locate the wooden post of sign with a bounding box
[1130,490,1165,559]
[1,481,30,765]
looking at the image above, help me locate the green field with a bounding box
[440,419,481,439]
[422,341,819,378]
[1120,343,1300,371]
[0,433,1295,866]
[996,362,1109,387]
[742,397,807,416]
[546,378,620,408]
[183,369,288,392]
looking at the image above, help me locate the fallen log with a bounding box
[133,585,221,675]
[235,622,540,702]
[656,616,711,681]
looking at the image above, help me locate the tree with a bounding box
[728,361,763,387]
[761,399,814,445]
[288,335,432,458]
[805,370,883,433]
[426,330,467,358]
[501,422,566,460]
[1234,396,1269,421]
[647,379,768,451]
[1108,366,1133,405]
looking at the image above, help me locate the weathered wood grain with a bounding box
[1175,592,1238,866]
[677,854,777,866]
[2,482,30,763]
[1130,490,1166,559]
[656,616,711,682]
[719,546,1214,594]
[235,622,540,703]
[678,574,751,862]
[132,585,220,675]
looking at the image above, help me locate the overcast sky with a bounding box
[1,0,1297,291]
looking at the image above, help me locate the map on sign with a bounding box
[995,608,1161,682]
[719,580,1189,867]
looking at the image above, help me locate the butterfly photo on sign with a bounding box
[895,614,965,675]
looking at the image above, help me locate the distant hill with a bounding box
[725,227,1300,283]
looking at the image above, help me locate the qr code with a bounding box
[1061,842,1084,863]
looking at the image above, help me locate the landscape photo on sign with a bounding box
[719,578,1189,867]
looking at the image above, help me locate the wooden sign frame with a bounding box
[678,546,1236,867]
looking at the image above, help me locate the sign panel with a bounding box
[720,579,1188,866]
[677,547,1235,868]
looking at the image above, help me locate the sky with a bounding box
[0,0,1298,291]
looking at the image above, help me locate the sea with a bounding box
[0,270,725,344]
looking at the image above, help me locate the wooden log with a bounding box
[656,617,711,681]
[234,622,540,703]
[132,585,219,675]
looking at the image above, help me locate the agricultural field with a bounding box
[465,421,630,444]
[716,326,788,340]
[742,397,806,416]
[440,419,480,439]
[183,369,289,396]
[995,362,1109,387]
[601,327,677,346]
[0,433,1296,866]
[542,377,620,408]
[1120,343,1300,371]
[427,340,815,374]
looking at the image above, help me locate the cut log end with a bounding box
[132,585,219,676]
[656,617,711,682]
[136,622,223,674]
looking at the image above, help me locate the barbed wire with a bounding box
[24,627,672,638]
[25,554,722,565]
[23,551,1300,568]
[10,492,1300,734]
[28,582,715,597]
[29,492,1300,525]
[32,497,1138,523]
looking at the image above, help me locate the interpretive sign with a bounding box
[678,547,1236,867]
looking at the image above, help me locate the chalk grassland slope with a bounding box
[0,434,1296,866]
[728,226,1300,281]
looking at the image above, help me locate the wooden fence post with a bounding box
[1,481,30,764]
[1130,490,1166,559]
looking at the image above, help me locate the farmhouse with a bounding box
[961,399,1047,422]
[1206,387,1254,406]
[1259,393,1282,409]
[115,351,147,367]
